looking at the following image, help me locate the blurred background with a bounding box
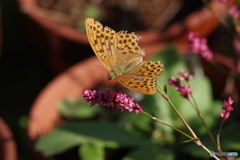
[1,0,53,159]
[1,0,240,160]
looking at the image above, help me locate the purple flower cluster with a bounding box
[168,70,193,99]
[82,89,143,114]
[188,31,213,60]
[220,97,234,122]
[178,70,193,81]
[219,0,228,3]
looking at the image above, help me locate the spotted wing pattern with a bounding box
[126,61,165,77]
[85,18,144,72]
[117,75,158,94]
[85,18,165,95]
[85,18,116,71]
[117,61,165,94]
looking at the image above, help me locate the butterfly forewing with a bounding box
[85,18,116,71]
[115,31,145,69]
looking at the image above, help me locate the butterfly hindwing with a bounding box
[117,75,158,94]
[126,61,165,77]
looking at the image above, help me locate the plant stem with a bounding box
[140,111,193,140]
[217,121,224,152]
[157,86,198,140]
[141,110,220,160]
[189,86,218,149]
[157,83,220,160]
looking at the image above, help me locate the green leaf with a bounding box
[140,44,221,144]
[84,4,101,20]
[123,145,174,160]
[144,44,189,141]
[118,111,153,136]
[35,128,86,157]
[59,99,100,119]
[35,121,149,157]
[18,115,28,129]
[80,142,105,160]
[163,85,168,94]
[218,122,240,151]
[181,122,240,159]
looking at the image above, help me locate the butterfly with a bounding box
[85,18,164,94]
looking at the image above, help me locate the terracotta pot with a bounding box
[28,56,110,160]
[0,118,17,160]
[16,0,235,75]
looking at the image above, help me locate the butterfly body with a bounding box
[108,68,125,80]
[85,18,164,94]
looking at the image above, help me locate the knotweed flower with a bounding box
[220,97,234,122]
[219,0,228,3]
[229,5,240,19]
[82,89,143,114]
[188,31,213,60]
[168,70,193,99]
[178,69,193,81]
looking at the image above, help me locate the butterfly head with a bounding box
[107,68,125,80]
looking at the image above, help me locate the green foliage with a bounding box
[59,99,100,119]
[76,4,101,31]
[147,44,220,132]
[18,115,28,129]
[36,44,240,160]
[163,85,168,94]
[180,122,240,159]
[122,145,174,160]
[79,141,105,160]
[36,121,151,159]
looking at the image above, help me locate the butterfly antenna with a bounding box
[86,58,108,73]
[106,80,112,90]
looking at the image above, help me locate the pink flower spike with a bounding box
[188,31,213,60]
[201,50,213,60]
[187,31,199,41]
[219,0,228,3]
[168,76,183,89]
[82,89,143,114]
[177,70,193,81]
[179,85,192,100]
[220,97,234,122]
[226,97,234,105]
[168,72,193,99]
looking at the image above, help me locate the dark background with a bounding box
[1,1,52,159]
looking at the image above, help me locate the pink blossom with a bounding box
[168,71,193,100]
[82,89,143,114]
[229,5,240,19]
[178,70,193,81]
[187,31,199,41]
[188,31,213,60]
[220,97,234,122]
[179,85,192,100]
[219,0,228,3]
[168,76,183,90]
